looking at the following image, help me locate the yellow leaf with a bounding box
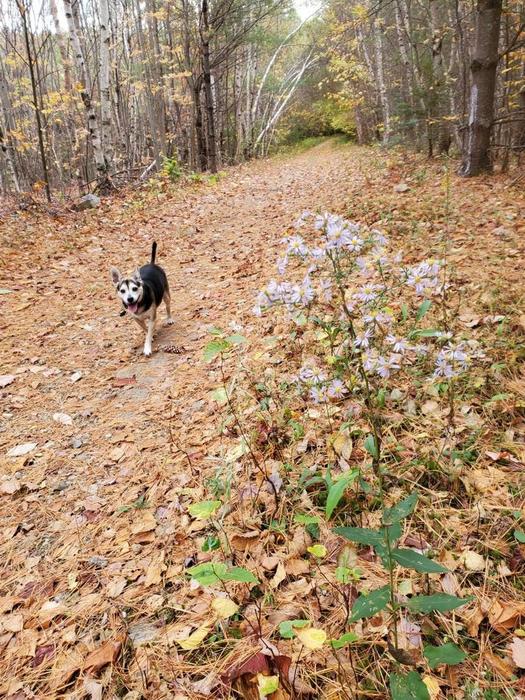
[177,624,212,650]
[295,626,326,650]
[423,675,441,699]
[211,597,238,620]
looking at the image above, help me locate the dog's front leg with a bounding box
[144,316,155,356]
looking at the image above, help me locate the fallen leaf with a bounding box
[131,511,157,534]
[422,676,441,699]
[461,550,486,572]
[270,562,287,589]
[2,613,23,632]
[211,597,239,619]
[6,442,36,458]
[0,479,21,495]
[106,578,127,598]
[294,627,326,650]
[176,624,211,650]
[509,637,525,669]
[84,639,122,675]
[83,678,103,700]
[488,600,525,634]
[53,412,73,426]
[113,376,136,387]
[483,650,514,679]
[257,674,279,697]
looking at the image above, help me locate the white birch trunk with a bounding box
[254,53,315,152]
[99,0,113,173]
[373,19,392,145]
[62,0,108,183]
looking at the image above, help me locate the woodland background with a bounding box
[0,0,524,200]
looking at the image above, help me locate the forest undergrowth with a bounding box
[0,140,524,699]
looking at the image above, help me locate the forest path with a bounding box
[0,139,367,691]
[1,138,359,479]
[1,139,525,695]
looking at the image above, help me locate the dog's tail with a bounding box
[151,241,157,265]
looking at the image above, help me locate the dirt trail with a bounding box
[1,140,525,696]
[0,140,363,692]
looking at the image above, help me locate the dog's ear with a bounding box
[110,267,122,285]
[132,268,142,283]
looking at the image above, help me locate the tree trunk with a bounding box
[17,0,51,201]
[459,0,502,176]
[0,123,20,193]
[63,0,109,190]
[200,0,218,172]
[429,0,451,155]
[49,0,72,91]
[99,0,113,176]
[373,18,392,145]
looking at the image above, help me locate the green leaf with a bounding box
[330,632,359,649]
[389,671,430,700]
[308,544,327,558]
[225,333,247,345]
[364,434,379,460]
[401,303,409,322]
[514,529,525,543]
[258,675,279,696]
[188,500,221,520]
[383,493,418,525]
[203,339,229,362]
[222,566,259,584]
[187,562,228,586]
[485,393,511,404]
[334,523,401,548]
[391,549,448,573]
[294,513,320,525]
[416,299,432,322]
[325,470,359,519]
[404,593,473,614]
[334,526,384,547]
[211,387,228,405]
[409,328,443,339]
[278,619,310,639]
[423,642,467,669]
[350,585,390,622]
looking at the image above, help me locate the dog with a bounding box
[110,242,173,356]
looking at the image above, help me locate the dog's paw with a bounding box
[165,317,175,326]
[143,346,152,357]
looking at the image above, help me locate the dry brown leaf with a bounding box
[461,550,486,572]
[483,650,515,679]
[83,677,103,700]
[106,578,127,598]
[0,479,21,495]
[2,613,23,633]
[84,639,122,675]
[144,557,165,587]
[284,558,310,576]
[509,637,525,669]
[488,600,525,634]
[270,562,286,590]
[130,511,157,535]
[231,530,261,552]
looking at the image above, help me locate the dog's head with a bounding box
[110,267,143,314]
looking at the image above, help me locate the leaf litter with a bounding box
[0,141,524,697]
